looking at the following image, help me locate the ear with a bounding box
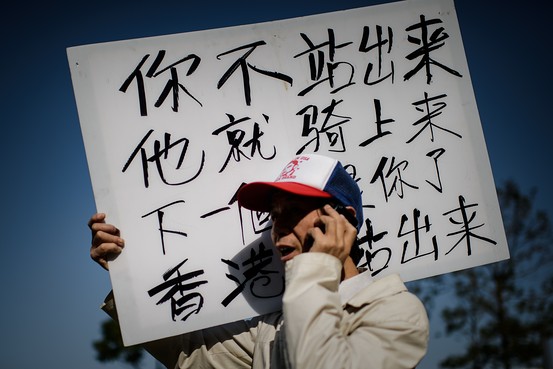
[345,206,356,217]
[342,206,358,227]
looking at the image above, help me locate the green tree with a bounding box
[439,180,553,369]
[93,318,145,368]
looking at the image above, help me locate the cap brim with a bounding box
[237,181,332,212]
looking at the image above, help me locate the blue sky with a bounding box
[1,0,551,368]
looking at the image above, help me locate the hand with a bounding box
[88,213,125,270]
[308,205,358,264]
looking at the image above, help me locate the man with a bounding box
[89,153,429,369]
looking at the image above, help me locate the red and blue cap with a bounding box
[237,154,363,230]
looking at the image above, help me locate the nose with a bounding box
[271,218,291,243]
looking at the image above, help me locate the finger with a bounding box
[92,230,125,249]
[91,241,123,258]
[307,224,324,242]
[92,254,111,271]
[88,214,122,240]
[98,259,109,271]
[318,205,343,238]
[309,219,344,256]
[90,219,120,237]
[91,242,124,270]
[88,213,106,229]
[322,205,351,227]
[91,222,121,239]
[316,205,355,259]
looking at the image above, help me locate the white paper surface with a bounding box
[68,0,509,346]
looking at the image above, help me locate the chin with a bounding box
[281,250,301,263]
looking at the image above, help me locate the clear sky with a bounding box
[1,0,551,368]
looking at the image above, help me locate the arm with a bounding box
[102,291,266,369]
[88,213,266,369]
[89,213,182,366]
[282,254,428,369]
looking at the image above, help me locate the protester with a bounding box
[89,153,429,369]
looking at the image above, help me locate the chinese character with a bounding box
[398,208,439,263]
[296,99,350,154]
[359,99,394,147]
[443,195,497,256]
[357,218,391,277]
[403,15,462,83]
[370,156,419,202]
[147,258,208,322]
[212,113,277,172]
[221,243,284,307]
[425,148,446,193]
[406,92,462,144]
[119,50,202,116]
[142,200,188,255]
[359,25,395,85]
[122,129,206,188]
[294,29,355,96]
[217,41,293,106]
[201,183,271,245]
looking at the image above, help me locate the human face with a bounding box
[269,191,330,263]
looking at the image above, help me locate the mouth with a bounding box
[276,245,297,262]
[278,246,295,256]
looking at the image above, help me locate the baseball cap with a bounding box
[237,154,363,230]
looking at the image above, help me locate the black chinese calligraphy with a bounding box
[407,92,462,144]
[443,195,497,256]
[148,258,208,322]
[296,99,351,154]
[357,218,391,277]
[370,156,419,202]
[119,50,202,116]
[122,129,206,188]
[201,183,271,245]
[212,114,276,173]
[217,41,293,106]
[294,29,355,96]
[142,200,188,255]
[359,99,394,147]
[221,243,284,307]
[359,25,395,85]
[398,208,439,263]
[404,15,462,84]
[425,147,445,193]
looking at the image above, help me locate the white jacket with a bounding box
[103,253,429,369]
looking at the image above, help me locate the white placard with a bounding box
[68,0,509,346]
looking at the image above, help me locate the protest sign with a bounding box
[68,0,509,345]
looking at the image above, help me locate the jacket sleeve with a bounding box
[101,291,267,369]
[282,253,429,369]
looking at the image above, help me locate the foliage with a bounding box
[435,180,553,369]
[93,318,145,368]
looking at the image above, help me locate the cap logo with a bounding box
[275,155,311,181]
